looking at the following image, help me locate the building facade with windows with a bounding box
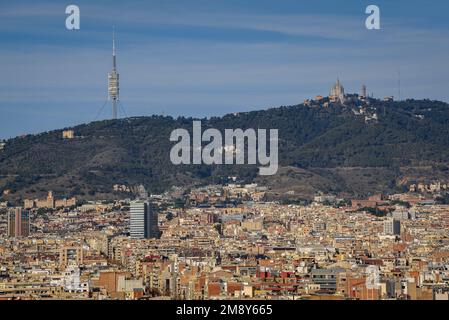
[130,201,159,239]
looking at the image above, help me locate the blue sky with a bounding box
[1,0,449,139]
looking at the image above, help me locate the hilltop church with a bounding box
[329,78,345,103]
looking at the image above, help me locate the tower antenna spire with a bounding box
[112,26,116,70]
[113,27,116,54]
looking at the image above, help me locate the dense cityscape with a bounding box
[1,80,449,301]
[1,178,448,300]
[1,2,449,308]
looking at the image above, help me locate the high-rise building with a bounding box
[130,201,159,239]
[7,207,30,237]
[383,218,401,236]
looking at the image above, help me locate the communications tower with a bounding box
[108,30,119,119]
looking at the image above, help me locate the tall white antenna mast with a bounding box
[113,27,116,55]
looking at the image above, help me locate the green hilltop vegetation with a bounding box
[1,97,449,203]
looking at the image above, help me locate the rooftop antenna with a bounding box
[398,70,401,101]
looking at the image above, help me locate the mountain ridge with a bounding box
[1,96,449,203]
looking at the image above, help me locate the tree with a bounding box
[213,223,222,235]
[165,212,174,221]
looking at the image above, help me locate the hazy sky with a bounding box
[1,0,449,139]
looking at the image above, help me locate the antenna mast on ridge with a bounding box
[108,27,119,119]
